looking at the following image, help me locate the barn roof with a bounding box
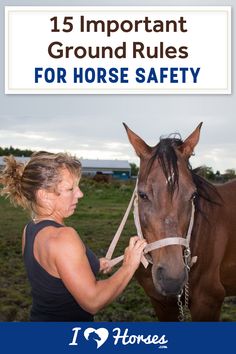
[0,156,131,170]
[81,159,130,170]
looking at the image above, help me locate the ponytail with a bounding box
[0,155,29,209]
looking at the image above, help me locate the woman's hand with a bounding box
[99,257,113,274]
[122,236,147,271]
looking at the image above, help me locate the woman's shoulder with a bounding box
[50,226,85,254]
[56,225,80,240]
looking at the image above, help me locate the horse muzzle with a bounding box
[151,263,188,296]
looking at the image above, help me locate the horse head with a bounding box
[124,123,202,297]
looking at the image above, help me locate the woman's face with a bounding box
[52,168,83,219]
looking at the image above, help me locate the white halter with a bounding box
[106,179,197,268]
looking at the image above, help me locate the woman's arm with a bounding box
[54,227,146,314]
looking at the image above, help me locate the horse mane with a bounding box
[146,134,182,196]
[145,134,221,209]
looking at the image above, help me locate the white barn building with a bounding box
[81,159,131,179]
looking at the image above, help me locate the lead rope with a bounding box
[105,180,148,267]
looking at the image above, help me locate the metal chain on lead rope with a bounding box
[177,282,192,322]
[177,248,193,321]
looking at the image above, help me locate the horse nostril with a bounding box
[156,266,165,282]
[153,264,188,296]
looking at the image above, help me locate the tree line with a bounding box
[0,146,33,157]
[130,163,235,181]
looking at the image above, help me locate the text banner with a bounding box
[1,322,236,353]
[5,6,231,94]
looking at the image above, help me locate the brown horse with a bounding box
[124,123,236,321]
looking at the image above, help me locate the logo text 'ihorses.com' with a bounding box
[69,326,168,349]
[5,6,231,94]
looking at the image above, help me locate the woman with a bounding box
[0,152,146,322]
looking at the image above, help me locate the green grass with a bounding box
[0,178,235,321]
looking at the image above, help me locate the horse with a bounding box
[124,123,236,321]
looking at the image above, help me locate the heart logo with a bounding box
[84,327,109,349]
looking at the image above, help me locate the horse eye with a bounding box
[138,191,149,200]
[191,191,198,201]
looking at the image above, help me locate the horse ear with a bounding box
[123,123,152,158]
[180,122,203,158]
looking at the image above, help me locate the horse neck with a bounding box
[190,182,221,257]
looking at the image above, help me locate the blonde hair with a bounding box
[0,152,81,211]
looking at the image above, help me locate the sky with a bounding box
[1,0,235,174]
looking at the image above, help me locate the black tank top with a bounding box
[23,220,100,322]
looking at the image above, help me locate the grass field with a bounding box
[0,178,235,321]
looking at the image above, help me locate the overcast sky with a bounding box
[1,0,235,173]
